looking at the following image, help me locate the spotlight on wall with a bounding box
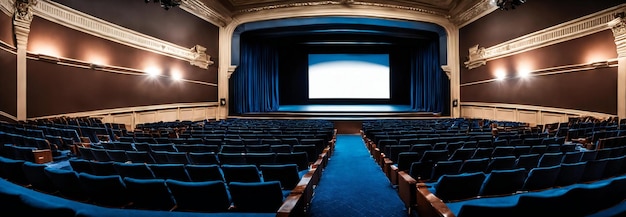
[220,98,226,106]
[495,69,507,81]
[171,72,183,81]
[144,67,161,77]
[144,0,182,10]
[495,0,526,10]
[517,70,530,78]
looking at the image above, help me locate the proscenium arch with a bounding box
[230,16,449,66]
[216,6,461,119]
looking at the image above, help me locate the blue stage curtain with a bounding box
[410,41,449,113]
[231,40,280,114]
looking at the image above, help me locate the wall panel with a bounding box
[0,13,13,47]
[0,48,16,117]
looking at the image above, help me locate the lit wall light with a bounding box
[517,69,531,78]
[144,67,161,77]
[171,71,183,81]
[495,69,507,81]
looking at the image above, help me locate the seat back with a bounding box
[166,180,231,212]
[434,172,486,201]
[522,165,561,191]
[229,181,284,212]
[479,168,527,196]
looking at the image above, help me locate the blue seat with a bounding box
[22,162,56,193]
[580,150,598,162]
[580,158,608,182]
[260,164,300,190]
[187,152,219,165]
[275,152,309,171]
[106,150,128,162]
[561,151,582,164]
[485,156,516,173]
[0,157,28,185]
[430,160,463,181]
[522,165,561,191]
[125,151,155,164]
[555,162,586,187]
[479,168,527,196]
[166,179,231,212]
[165,152,190,164]
[218,153,247,165]
[448,148,475,161]
[396,152,421,171]
[90,148,112,162]
[89,161,117,176]
[514,153,540,170]
[229,181,285,212]
[459,158,489,173]
[602,156,625,179]
[184,164,224,182]
[432,172,486,201]
[221,164,261,183]
[148,164,191,181]
[69,158,94,174]
[491,146,515,157]
[123,177,175,210]
[112,162,155,179]
[78,173,129,207]
[245,153,276,167]
[537,152,563,168]
[44,167,87,201]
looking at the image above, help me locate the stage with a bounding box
[234,104,441,120]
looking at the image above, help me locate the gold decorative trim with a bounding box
[465,4,626,69]
[235,0,447,17]
[32,0,213,69]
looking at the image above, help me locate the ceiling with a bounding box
[215,0,485,16]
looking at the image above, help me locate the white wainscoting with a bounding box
[461,102,615,126]
[29,102,219,131]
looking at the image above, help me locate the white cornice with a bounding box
[28,102,219,120]
[452,0,497,28]
[465,4,626,70]
[461,102,616,118]
[31,0,213,69]
[181,0,232,27]
[0,0,13,17]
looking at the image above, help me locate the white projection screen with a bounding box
[308,54,390,99]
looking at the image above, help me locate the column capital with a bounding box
[13,0,37,47]
[609,17,626,58]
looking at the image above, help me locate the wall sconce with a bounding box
[37,54,59,63]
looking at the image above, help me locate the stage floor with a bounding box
[236,104,440,120]
[278,104,414,113]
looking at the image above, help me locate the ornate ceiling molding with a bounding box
[452,0,497,27]
[0,0,14,16]
[31,0,213,69]
[609,16,626,58]
[180,0,232,27]
[465,4,626,69]
[234,0,447,17]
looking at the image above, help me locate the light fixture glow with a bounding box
[495,69,507,81]
[145,67,161,77]
[517,69,531,78]
[171,71,183,81]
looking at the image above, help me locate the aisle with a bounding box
[309,134,407,217]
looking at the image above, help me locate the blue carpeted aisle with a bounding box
[309,134,408,217]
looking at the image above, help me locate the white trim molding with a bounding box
[452,0,497,28]
[464,4,626,69]
[461,59,619,86]
[0,0,13,16]
[31,0,214,69]
[461,102,616,126]
[0,111,18,122]
[29,102,219,131]
[180,0,232,27]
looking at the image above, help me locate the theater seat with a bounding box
[229,181,285,212]
[78,173,130,207]
[432,172,486,201]
[123,177,175,211]
[166,179,231,212]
